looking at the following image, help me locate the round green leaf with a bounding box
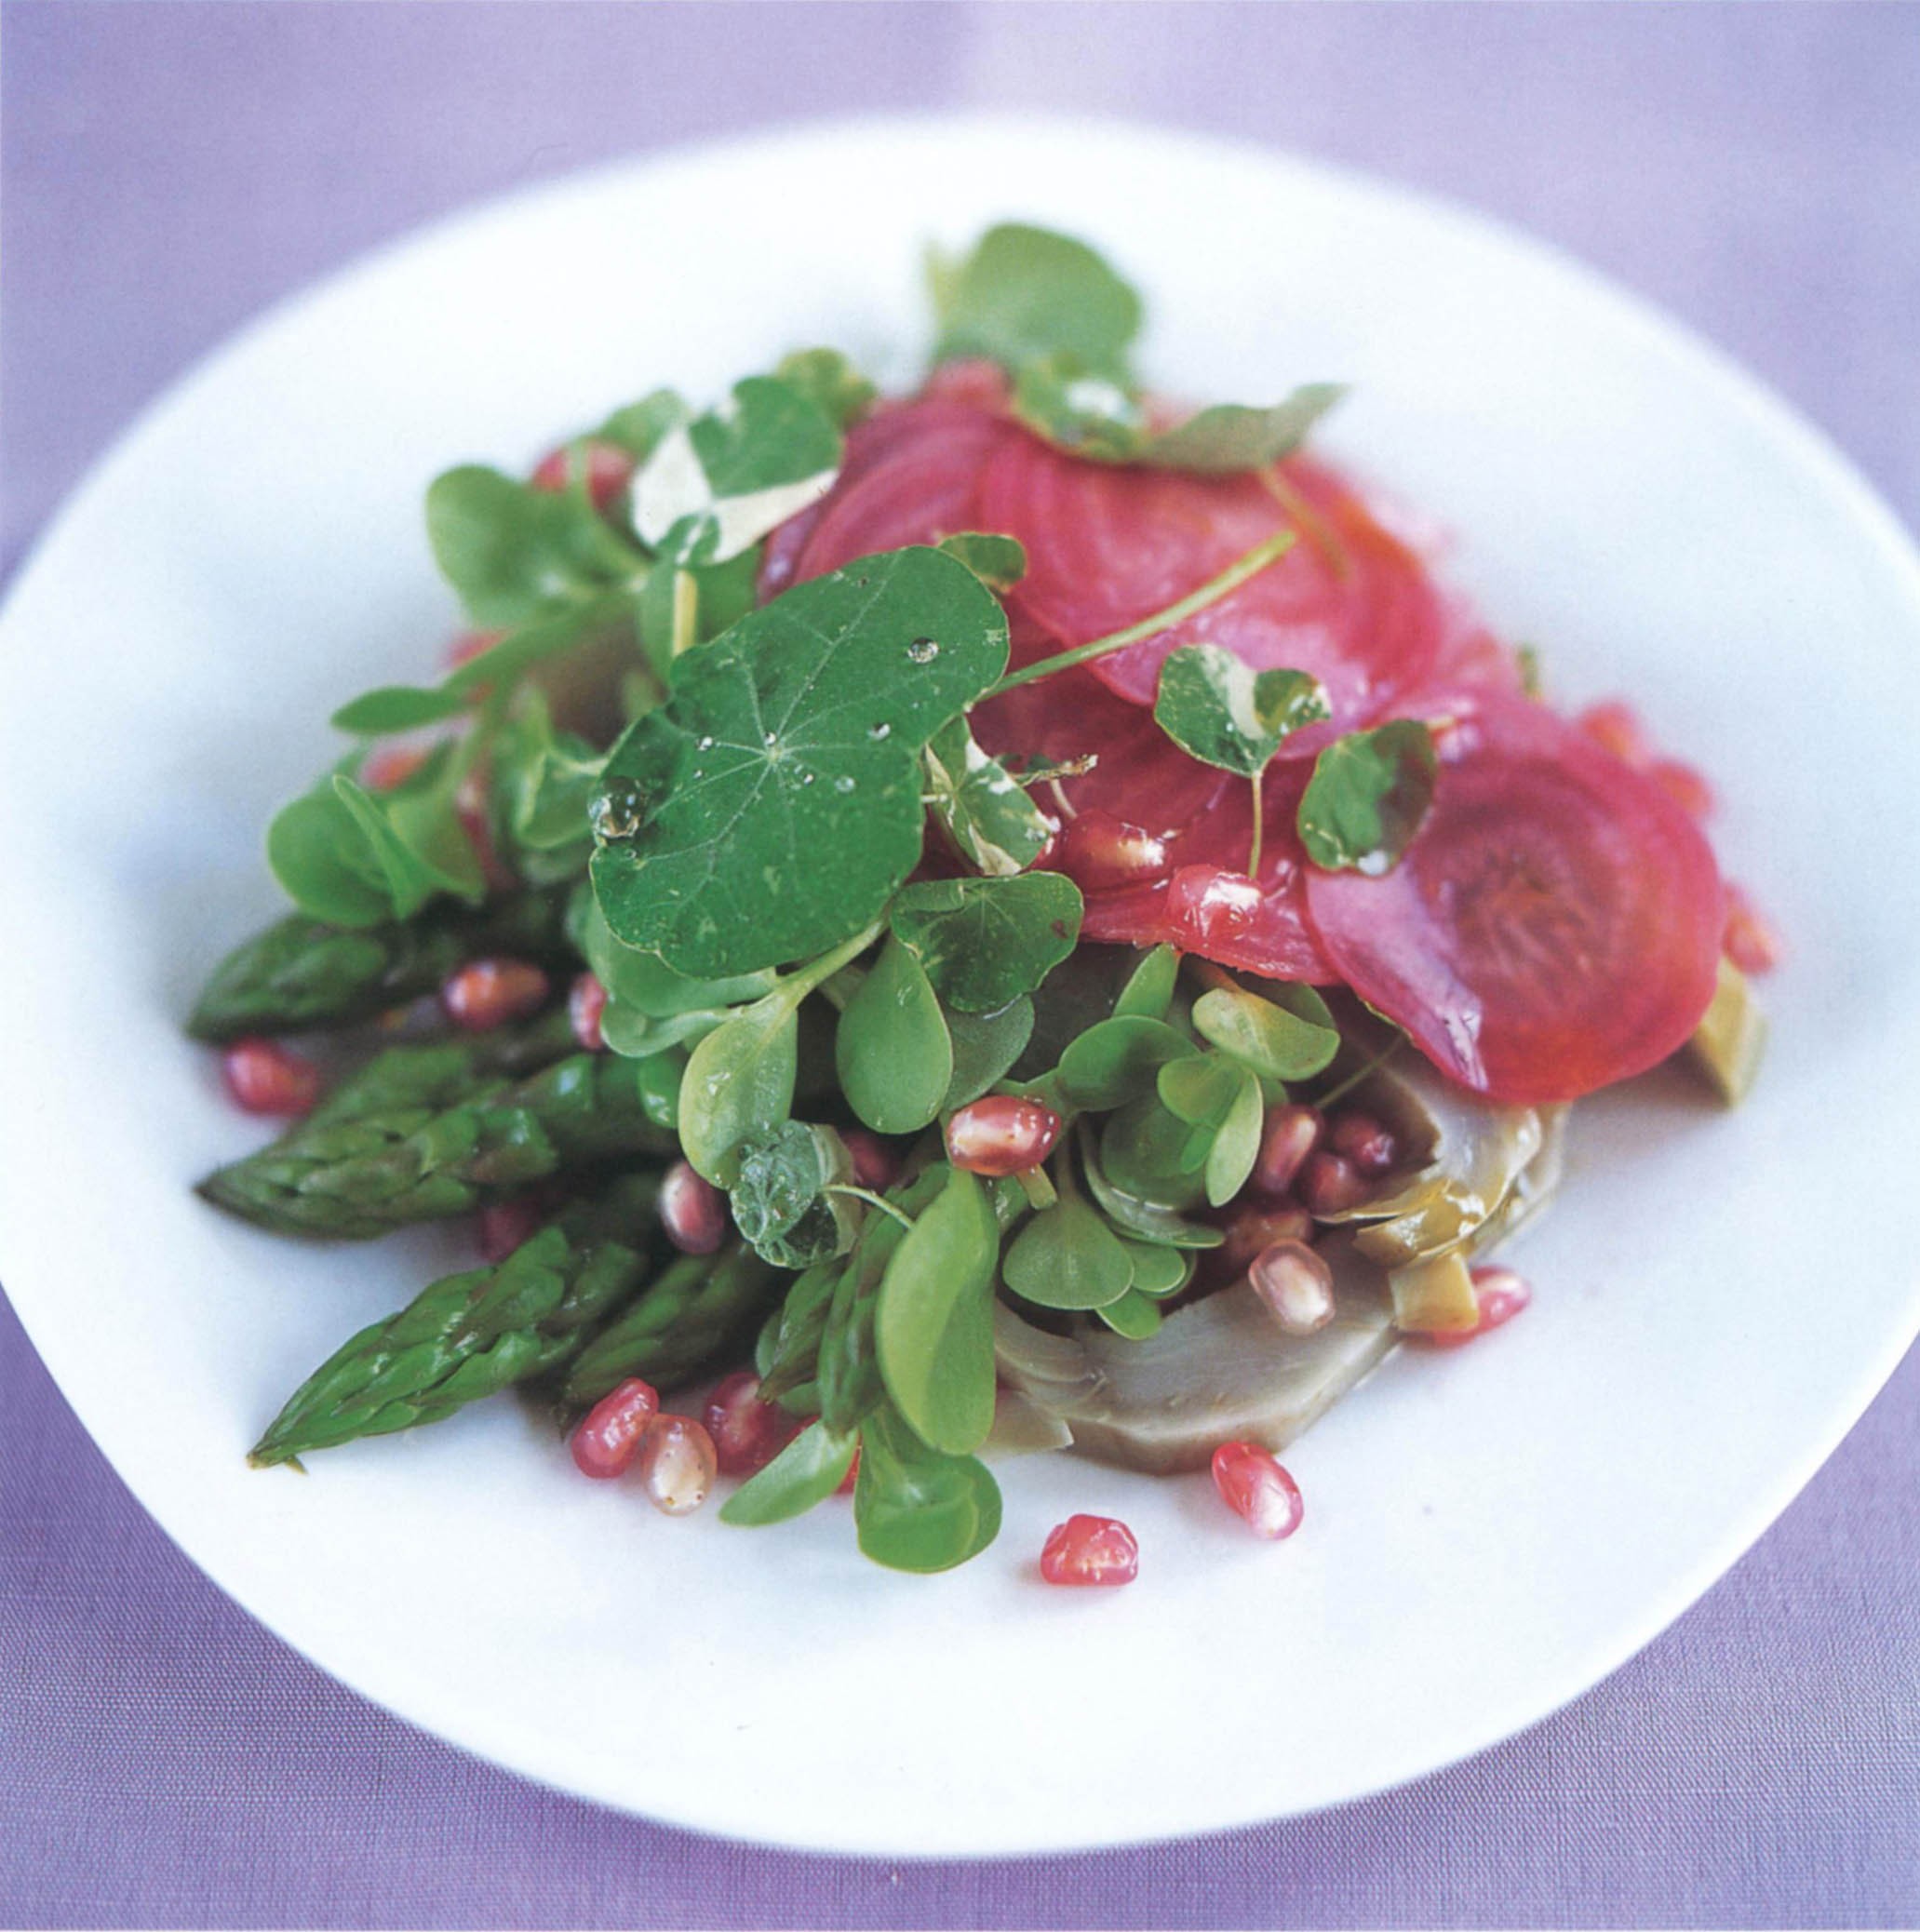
[677,1001,799,1187]
[942,998,1036,1109]
[1001,1196,1135,1310]
[853,1404,1003,1575]
[836,936,953,1134]
[889,874,1082,1015]
[1204,1066,1265,1207]
[1056,1016,1196,1111]
[1190,986,1340,1082]
[1113,944,1180,1021]
[1094,1289,1164,1340]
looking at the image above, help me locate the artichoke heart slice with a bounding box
[1685,957,1767,1106]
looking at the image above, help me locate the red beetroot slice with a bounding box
[977,436,1452,728]
[1304,694,1723,1104]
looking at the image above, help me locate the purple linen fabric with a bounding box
[3,5,1917,1925]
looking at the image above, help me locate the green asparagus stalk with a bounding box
[197,1052,678,1239]
[300,1007,578,1130]
[249,1174,663,1466]
[186,884,576,1042]
[560,1241,777,1409]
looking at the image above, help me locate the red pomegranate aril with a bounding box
[1211,1442,1305,1541]
[530,437,636,513]
[477,1196,544,1263]
[947,1095,1063,1177]
[1426,1267,1533,1349]
[569,972,609,1052]
[838,1441,861,1496]
[1040,1513,1139,1587]
[444,628,505,670]
[364,744,431,793]
[441,958,551,1032]
[1299,1149,1369,1217]
[636,1414,718,1515]
[1328,1109,1398,1177]
[703,1370,797,1477]
[222,1037,322,1118]
[570,1377,661,1480]
[660,1160,728,1254]
[1054,810,1170,892]
[841,1128,905,1193]
[1249,1241,1336,1335]
[1574,699,1649,766]
[1723,882,1781,976]
[1251,1104,1324,1199]
[1218,1201,1316,1278]
[454,768,518,894]
[1648,758,1715,820]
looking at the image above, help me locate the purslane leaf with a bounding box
[1297,719,1438,874]
[836,935,953,1135]
[888,873,1082,1014]
[730,1121,861,1269]
[853,1402,1002,1574]
[719,1419,858,1527]
[1189,986,1341,1082]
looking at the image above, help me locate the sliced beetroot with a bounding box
[1304,694,1723,1104]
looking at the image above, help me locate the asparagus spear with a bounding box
[186,884,576,1043]
[198,1052,678,1239]
[249,1174,662,1466]
[301,1007,578,1130]
[560,1241,777,1409]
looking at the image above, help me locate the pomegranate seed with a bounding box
[1647,758,1714,819]
[222,1038,322,1118]
[840,1128,905,1194]
[530,437,636,512]
[1249,1241,1336,1335]
[441,958,550,1032]
[837,1441,861,1496]
[637,1413,718,1515]
[569,972,609,1052]
[443,628,504,671]
[1300,1149,1369,1217]
[1723,882,1781,976]
[1251,1104,1324,1198]
[477,1196,544,1263]
[1054,810,1170,892]
[1217,1201,1315,1278]
[570,1377,660,1479]
[946,1095,1064,1177]
[1328,1109,1398,1177]
[453,768,518,893]
[703,1370,799,1477]
[1424,1267,1533,1349]
[659,1160,728,1254]
[363,744,430,793]
[1211,1442,1305,1541]
[1040,1514,1139,1587]
[1575,700,1649,766]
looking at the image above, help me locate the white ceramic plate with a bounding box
[3,115,1917,1858]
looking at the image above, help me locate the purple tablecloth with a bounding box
[4,6,1916,1925]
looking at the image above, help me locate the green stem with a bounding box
[825,1184,915,1230]
[1246,768,1265,880]
[983,530,1296,697]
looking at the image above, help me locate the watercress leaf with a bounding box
[265,778,394,927]
[1143,383,1349,473]
[329,685,470,735]
[876,1166,1000,1455]
[930,223,1142,382]
[836,935,953,1134]
[1095,1289,1163,1339]
[772,348,877,433]
[719,1420,858,1527]
[731,1121,861,1269]
[935,531,1027,591]
[1153,646,1332,778]
[1117,1240,1193,1298]
[889,874,1082,1014]
[632,376,841,566]
[1297,719,1438,874]
[1190,986,1340,1082]
[592,547,1009,976]
[1002,1195,1135,1310]
[920,716,1052,879]
[942,997,1036,1109]
[425,464,640,627]
[1079,1124,1223,1248]
[1203,1065,1265,1206]
[853,1402,1002,1574]
[597,388,691,463]
[1113,943,1179,1022]
[677,998,799,1187]
[1056,1016,1197,1111]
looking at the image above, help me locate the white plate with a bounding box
[3,115,1917,1858]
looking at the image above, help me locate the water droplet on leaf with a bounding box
[590,777,651,843]
[906,637,939,664]
[867,722,892,742]
[834,775,855,794]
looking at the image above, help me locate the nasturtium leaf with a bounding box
[425,464,642,628]
[929,222,1143,382]
[1297,719,1438,874]
[330,685,470,735]
[836,935,953,1135]
[731,1121,861,1269]
[631,376,842,566]
[1153,647,1331,778]
[719,1419,858,1527]
[853,1402,1002,1574]
[1079,1125,1223,1248]
[1002,1194,1135,1310]
[876,1166,1000,1456]
[1142,383,1349,473]
[935,531,1027,592]
[1203,1065,1265,1207]
[889,874,1082,1015]
[920,716,1052,879]
[568,889,774,1048]
[943,998,1036,1110]
[1113,944,1180,1022]
[591,546,1009,976]
[1190,986,1340,1082]
[597,388,691,462]
[1117,1240,1193,1298]
[1011,353,1148,461]
[676,997,799,1187]
[773,348,877,433]
[1095,1290,1164,1340]
[1056,1016,1197,1111]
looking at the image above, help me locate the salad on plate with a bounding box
[188,223,1776,1582]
